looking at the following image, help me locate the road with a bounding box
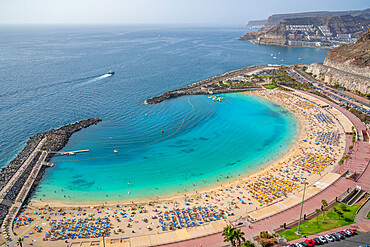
[316,232,370,247]
[355,198,370,223]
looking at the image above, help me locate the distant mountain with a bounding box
[245,20,267,29]
[260,8,370,31]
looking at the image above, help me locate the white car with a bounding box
[296,244,304,247]
[344,229,352,236]
[319,236,327,243]
[325,234,334,242]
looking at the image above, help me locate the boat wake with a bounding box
[0,73,114,99]
[73,73,113,88]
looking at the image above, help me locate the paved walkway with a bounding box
[355,198,370,223]
[0,139,47,245]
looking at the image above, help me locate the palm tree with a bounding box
[223,225,237,246]
[233,228,246,247]
[315,209,321,227]
[17,237,24,247]
[321,200,328,222]
[333,208,343,224]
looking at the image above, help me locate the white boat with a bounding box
[108,70,115,75]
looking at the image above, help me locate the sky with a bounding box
[0,0,368,25]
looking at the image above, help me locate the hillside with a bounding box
[324,27,370,77]
[239,14,370,46]
[307,28,370,94]
[260,8,370,31]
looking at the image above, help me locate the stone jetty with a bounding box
[0,118,101,243]
[146,65,264,104]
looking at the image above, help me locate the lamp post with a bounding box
[297,180,308,235]
[101,230,106,247]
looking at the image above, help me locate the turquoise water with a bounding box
[0,26,326,203]
[34,93,297,203]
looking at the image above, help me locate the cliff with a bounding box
[259,8,370,31]
[307,28,370,94]
[307,63,369,94]
[245,19,267,29]
[239,14,370,43]
[324,28,370,77]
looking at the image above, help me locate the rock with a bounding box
[324,28,370,78]
[146,66,261,104]
[307,62,370,94]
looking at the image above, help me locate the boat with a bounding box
[273,57,277,59]
[114,149,118,153]
[108,70,115,75]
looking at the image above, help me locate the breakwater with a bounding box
[0,118,102,191]
[146,65,263,104]
[0,118,101,231]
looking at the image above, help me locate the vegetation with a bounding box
[263,84,277,89]
[321,200,328,222]
[17,238,24,247]
[258,74,273,78]
[222,225,246,247]
[279,203,360,241]
[242,240,255,247]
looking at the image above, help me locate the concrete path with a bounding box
[355,198,370,223]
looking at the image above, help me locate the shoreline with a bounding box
[14,88,347,246]
[31,92,303,208]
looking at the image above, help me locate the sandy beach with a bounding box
[14,89,346,246]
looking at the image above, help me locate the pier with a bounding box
[0,140,88,245]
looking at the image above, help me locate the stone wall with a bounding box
[307,62,370,94]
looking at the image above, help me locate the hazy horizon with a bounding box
[0,0,369,26]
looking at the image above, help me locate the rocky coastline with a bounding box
[146,65,263,104]
[0,118,102,193]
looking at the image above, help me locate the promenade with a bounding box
[0,138,49,245]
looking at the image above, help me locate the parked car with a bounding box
[344,229,353,236]
[335,232,345,239]
[319,236,327,243]
[325,234,334,242]
[313,237,323,244]
[304,239,314,246]
[340,230,348,237]
[288,244,297,247]
[330,233,339,241]
[347,229,356,235]
[296,243,304,247]
[300,241,309,247]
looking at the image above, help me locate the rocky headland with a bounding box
[239,14,370,46]
[258,8,370,32]
[146,65,263,104]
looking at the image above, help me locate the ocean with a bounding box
[0,25,328,203]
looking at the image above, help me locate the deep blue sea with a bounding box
[0,25,328,203]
